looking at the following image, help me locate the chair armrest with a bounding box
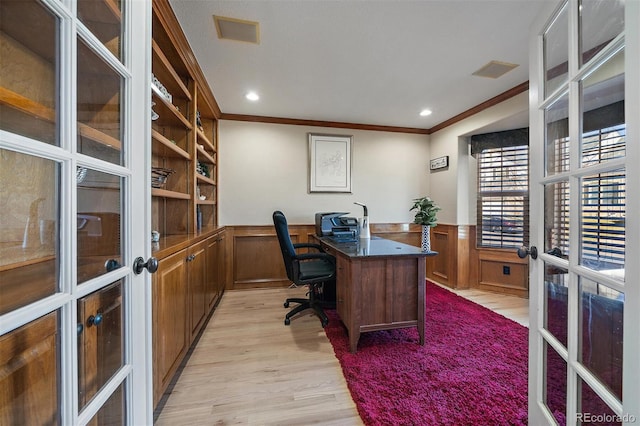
[294,252,335,264]
[293,243,325,252]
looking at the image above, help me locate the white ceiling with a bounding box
[168,0,550,131]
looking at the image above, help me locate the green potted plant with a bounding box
[410,196,441,251]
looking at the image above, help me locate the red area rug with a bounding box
[324,281,528,425]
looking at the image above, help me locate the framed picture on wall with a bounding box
[308,133,353,193]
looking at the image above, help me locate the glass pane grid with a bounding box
[578,278,624,402]
[0,0,59,145]
[545,341,567,424]
[544,3,569,98]
[77,170,123,284]
[77,281,124,410]
[581,125,626,166]
[0,150,60,315]
[545,265,569,347]
[77,38,124,166]
[77,0,123,61]
[580,170,625,277]
[545,181,570,257]
[579,0,624,67]
[545,93,570,176]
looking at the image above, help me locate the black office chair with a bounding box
[273,210,336,327]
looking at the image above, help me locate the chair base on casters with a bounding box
[283,286,331,328]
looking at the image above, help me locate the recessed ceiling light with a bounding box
[419,109,432,117]
[245,91,259,101]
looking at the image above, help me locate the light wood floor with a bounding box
[154,284,529,425]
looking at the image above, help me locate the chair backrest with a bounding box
[272,211,296,281]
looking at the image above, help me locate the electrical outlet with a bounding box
[503,265,511,275]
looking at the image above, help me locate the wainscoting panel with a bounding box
[425,224,464,289]
[222,223,527,298]
[477,249,529,298]
[231,225,314,290]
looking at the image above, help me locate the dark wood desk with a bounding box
[316,236,436,353]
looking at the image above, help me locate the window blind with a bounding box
[476,145,529,249]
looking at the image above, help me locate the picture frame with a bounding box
[308,133,352,193]
[430,155,449,171]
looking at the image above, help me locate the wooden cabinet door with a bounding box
[152,249,188,406]
[205,236,220,309]
[217,235,226,299]
[188,240,207,342]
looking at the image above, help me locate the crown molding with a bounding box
[220,114,431,135]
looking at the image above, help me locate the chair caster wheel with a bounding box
[284,318,291,326]
[284,301,289,308]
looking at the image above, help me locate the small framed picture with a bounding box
[430,155,449,171]
[308,133,353,193]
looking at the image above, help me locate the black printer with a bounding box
[315,212,359,242]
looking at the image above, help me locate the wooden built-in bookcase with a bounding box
[150,0,225,409]
[150,0,219,256]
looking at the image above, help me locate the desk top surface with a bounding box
[317,236,437,258]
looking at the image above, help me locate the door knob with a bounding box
[105,259,121,272]
[133,256,159,274]
[87,313,103,327]
[517,246,538,259]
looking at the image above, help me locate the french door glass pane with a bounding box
[545,93,570,176]
[0,0,59,145]
[544,2,568,98]
[580,49,625,166]
[77,281,123,410]
[580,169,625,278]
[89,381,126,425]
[544,180,570,257]
[77,0,123,61]
[545,341,567,425]
[0,149,59,314]
[0,311,60,425]
[545,264,568,347]
[77,169,122,284]
[77,38,123,166]
[578,377,621,425]
[579,0,624,66]
[579,278,623,400]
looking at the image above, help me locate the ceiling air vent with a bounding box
[213,15,260,44]
[472,60,519,79]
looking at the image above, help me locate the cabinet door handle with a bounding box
[187,254,196,262]
[87,313,103,327]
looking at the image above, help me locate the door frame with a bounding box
[126,0,153,423]
[528,1,640,424]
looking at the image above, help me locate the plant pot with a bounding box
[421,225,431,252]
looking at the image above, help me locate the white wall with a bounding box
[428,91,529,224]
[219,92,529,227]
[219,121,430,225]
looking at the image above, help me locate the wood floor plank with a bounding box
[155,287,362,425]
[155,285,529,425]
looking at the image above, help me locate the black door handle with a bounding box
[133,256,159,274]
[517,246,538,259]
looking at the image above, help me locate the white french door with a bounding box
[0,0,152,424]
[528,1,639,425]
